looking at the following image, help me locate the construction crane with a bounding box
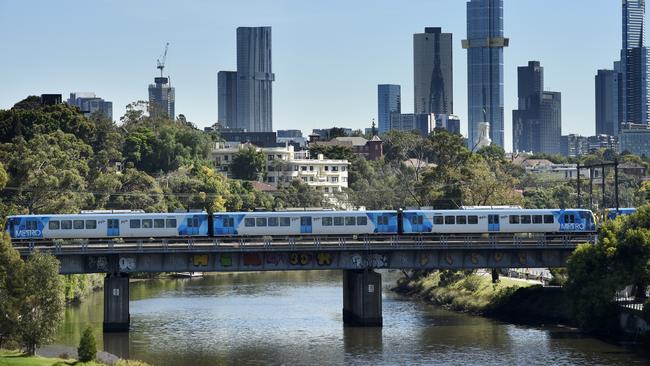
[156,42,170,78]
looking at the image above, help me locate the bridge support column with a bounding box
[342,270,382,327]
[103,273,130,332]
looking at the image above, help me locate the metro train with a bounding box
[6,208,597,241]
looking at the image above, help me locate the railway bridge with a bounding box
[14,232,595,332]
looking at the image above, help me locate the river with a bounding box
[53,271,648,366]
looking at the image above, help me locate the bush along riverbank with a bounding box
[393,270,572,324]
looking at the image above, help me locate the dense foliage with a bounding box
[77,326,97,362]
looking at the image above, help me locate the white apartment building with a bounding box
[211,142,349,194]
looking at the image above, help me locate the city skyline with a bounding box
[0,0,629,151]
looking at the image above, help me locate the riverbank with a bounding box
[0,349,150,366]
[393,270,572,324]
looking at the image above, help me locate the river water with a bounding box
[54,271,648,366]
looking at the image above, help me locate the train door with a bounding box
[300,216,312,234]
[411,214,424,233]
[216,216,235,235]
[488,215,500,232]
[187,217,200,236]
[107,219,120,236]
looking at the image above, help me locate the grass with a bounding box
[0,350,149,366]
[402,271,532,314]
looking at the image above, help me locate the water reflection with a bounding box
[54,271,648,366]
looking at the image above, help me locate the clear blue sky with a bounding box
[0,0,624,151]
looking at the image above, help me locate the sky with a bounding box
[0,0,626,151]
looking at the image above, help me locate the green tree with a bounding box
[231,146,265,181]
[273,179,325,208]
[0,162,8,191]
[19,251,65,355]
[107,168,166,212]
[0,232,24,347]
[77,326,97,362]
[308,145,354,161]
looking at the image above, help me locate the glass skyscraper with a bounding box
[463,0,508,149]
[413,27,453,116]
[595,69,621,136]
[148,76,175,119]
[377,84,401,134]
[236,26,275,132]
[621,0,650,125]
[218,71,238,128]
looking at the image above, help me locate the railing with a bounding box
[12,233,596,256]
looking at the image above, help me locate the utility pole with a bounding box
[602,165,606,210]
[576,163,581,208]
[589,168,594,210]
[614,159,620,211]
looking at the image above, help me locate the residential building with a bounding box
[219,129,279,148]
[435,114,461,135]
[217,71,238,127]
[148,76,175,118]
[212,143,349,194]
[560,134,590,158]
[41,94,62,106]
[588,134,619,152]
[67,92,113,120]
[595,69,622,136]
[621,0,650,125]
[413,27,453,115]
[311,128,353,141]
[389,113,435,136]
[377,84,401,134]
[463,0,509,148]
[236,26,275,132]
[514,158,589,180]
[512,61,561,155]
[309,136,383,161]
[277,130,306,147]
[277,130,303,138]
[619,123,650,156]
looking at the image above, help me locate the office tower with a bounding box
[40,94,62,106]
[413,27,453,116]
[621,0,650,124]
[560,134,590,158]
[236,26,275,132]
[435,114,461,135]
[512,61,561,155]
[619,123,650,155]
[148,76,175,119]
[463,0,508,149]
[595,70,621,136]
[218,71,238,127]
[377,84,401,134]
[389,113,435,136]
[67,92,113,120]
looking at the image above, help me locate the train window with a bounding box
[130,220,141,229]
[533,215,543,224]
[187,218,194,228]
[280,217,290,227]
[245,218,255,227]
[334,217,344,226]
[346,217,356,226]
[357,216,368,225]
[322,217,332,226]
[564,214,575,224]
[222,218,232,227]
[154,219,165,228]
[73,220,84,230]
[433,216,443,225]
[256,218,267,227]
[445,216,455,225]
[268,217,279,227]
[509,215,520,224]
[166,219,177,228]
[61,220,72,230]
[142,219,152,229]
[468,216,478,225]
[85,220,97,229]
[48,221,60,230]
[411,216,423,225]
[544,215,554,224]
[457,216,467,225]
[520,215,531,224]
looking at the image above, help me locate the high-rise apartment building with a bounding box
[463,0,508,149]
[413,27,453,116]
[236,26,274,132]
[377,84,401,134]
[389,113,435,136]
[621,0,650,125]
[595,69,622,136]
[512,61,561,155]
[218,71,238,128]
[148,76,175,119]
[67,92,113,120]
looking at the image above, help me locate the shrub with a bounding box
[77,326,97,362]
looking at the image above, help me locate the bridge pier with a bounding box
[103,273,130,332]
[342,270,382,327]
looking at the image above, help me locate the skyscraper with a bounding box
[148,76,175,119]
[621,0,650,125]
[463,0,508,149]
[218,71,238,127]
[512,61,561,155]
[236,26,274,132]
[377,84,401,134]
[67,92,113,120]
[595,69,621,136]
[413,27,453,116]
